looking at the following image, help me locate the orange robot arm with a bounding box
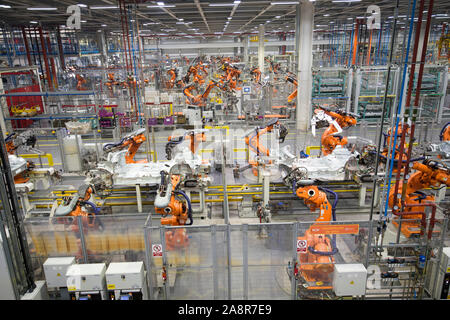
[124,133,147,164]
[183,84,200,104]
[295,186,333,222]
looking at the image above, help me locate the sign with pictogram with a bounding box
[152,244,163,257]
[297,239,307,253]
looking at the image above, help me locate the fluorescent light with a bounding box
[77,4,87,7]
[101,24,107,27]
[228,17,232,20]
[157,1,164,5]
[30,21,38,24]
[234,0,241,4]
[332,0,361,2]
[147,4,175,7]
[27,7,57,10]
[323,14,330,17]
[0,5,11,8]
[209,3,236,6]
[270,1,298,4]
[90,6,118,9]
[81,20,87,23]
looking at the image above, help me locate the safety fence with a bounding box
[23,215,449,300]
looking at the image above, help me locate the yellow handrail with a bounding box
[19,153,54,167]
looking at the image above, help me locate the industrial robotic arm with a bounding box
[311,106,357,156]
[183,80,219,106]
[6,130,44,155]
[285,74,298,105]
[243,118,288,176]
[166,129,206,160]
[102,128,148,164]
[294,185,338,283]
[388,158,450,237]
[154,172,193,250]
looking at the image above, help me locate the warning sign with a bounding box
[152,244,163,257]
[297,239,307,253]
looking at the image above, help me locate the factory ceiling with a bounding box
[0,0,448,36]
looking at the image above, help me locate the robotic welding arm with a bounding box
[5,130,45,155]
[102,128,148,164]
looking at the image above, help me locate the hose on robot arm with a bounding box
[103,137,126,152]
[174,190,193,225]
[160,170,193,225]
[79,200,104,230]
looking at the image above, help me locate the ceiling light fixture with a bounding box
[270,1,298,4]
[147,4,175,7]
[209,3,236,6]
[27,7,57,10]
[90,6,118,9]
[331,0,361,2]
[0,5,11,8]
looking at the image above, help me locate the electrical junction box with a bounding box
[105,262,148,300]
[66,263,106,293]
[43,257,76,289]
[433,247,450,299]
[106,262,145,291]
[332,263,367,297]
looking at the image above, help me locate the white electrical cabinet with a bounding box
[432,247,450,299]
[105,262,148,300]
[332,263,367,297]
[66,263,107,300]
[43,257,76,289]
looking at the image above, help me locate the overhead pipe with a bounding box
[369,0,400,220]
[46,35,58,89]
[56,26,66,70]
[382,0,417,218]
[400,0,435,210]
[391,0,427,216]
[21,27,32,67]
[38,26,53,91]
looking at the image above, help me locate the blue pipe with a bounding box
[127,6,142,125]
[383,0,417,218]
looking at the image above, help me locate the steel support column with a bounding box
[295,0,314,142]
[258,25,265,74]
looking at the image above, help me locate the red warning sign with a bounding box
[297,239,307,253]
[152,244,163,257]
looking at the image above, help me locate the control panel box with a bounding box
[105,262,145,291]
[43,257,76,289]
[66,263,106,292]
[437,247,450,299]
[332,263,367,297]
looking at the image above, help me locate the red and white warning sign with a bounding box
[297,239,307,253]
[152,244,163,257]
